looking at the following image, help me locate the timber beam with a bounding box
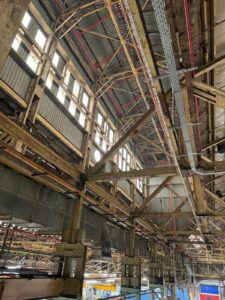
[137,211,225,219]
[192,80,225,109]
[205,188,225,209]
[89,107,155,174]
[87,166,177,182]
[0,112,80,179]
[200,159,225,171]
[137,176,173,214]
[202,135,225,151]
[195,53,225,78]
[155,230,225,236]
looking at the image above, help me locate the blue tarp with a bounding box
[200,285,219,295]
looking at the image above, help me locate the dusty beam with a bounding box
[137,211,225,219]
[157,230,225,236]
[137,176,173,214]
[205,188,225,209]
[202,135,225,151]
[89,107,155,174]
[195,54,225,78]
[0,112,79,179]
[87,166,177,181]
[192,80,225,109]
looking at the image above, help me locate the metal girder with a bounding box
[192,79,225,109]
[87,166,177,181]
[137,176,173,214]
[89,107,155,174]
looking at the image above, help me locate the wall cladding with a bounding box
[0,166,148,255]
[0,56,32,99]
[39,93,84,150]
[118,180,131,196]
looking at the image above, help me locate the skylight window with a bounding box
[35,29,46,50]
[94,149,101,162]
[26,52,39,72]
[102,140,107,152]
[22,12,31,29]
[97,112,103,127]
[46,73,53,89]
[12,35,21,52]
[52,52,60,67]
[68,101,76,116]
[57,87,65,104]
[73,80,80,98]
[79,112,86,127]
[137,178,143,193]
[82,92,89,108]
[95,131,101,145]
[118,154,122,170]
[108,128,114,143]
[64,69,70,86]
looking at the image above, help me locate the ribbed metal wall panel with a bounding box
[28,17,39,38]
[0,56,32,99]
[118,180,131,196]
[136,192,144,206]
[60,39,92,87]
[39,93,84,150]
[32,0,52,26]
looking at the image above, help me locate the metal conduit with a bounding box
[151,0,225,176]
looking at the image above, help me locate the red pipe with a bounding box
[184,0,202,152]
